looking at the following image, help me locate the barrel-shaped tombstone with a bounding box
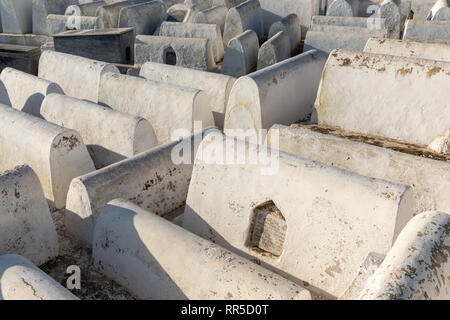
[93,199,311,300]
[38,51,120,103]
[40,94,157,169]
[0,165,58,266]
[359,211,450,299]
[0,105,95,209]
[98,72,213,144]
[139,62,235,129]
[225,50,327,143]
[65,131,207,244]
[0,67,63,116]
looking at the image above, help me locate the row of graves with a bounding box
[0,0,449,300]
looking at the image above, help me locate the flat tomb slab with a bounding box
[53,27,134,65]
[0,43,41,75]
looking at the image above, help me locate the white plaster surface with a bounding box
[0,165,58,266]
[183,133,414,298]
[93,199,312,300]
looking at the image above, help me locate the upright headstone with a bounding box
[222,30,259,77]
[223,0,264,46]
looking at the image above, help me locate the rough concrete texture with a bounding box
[375,0,401,39]
[0,165,58,266]
[314,49,450,151]
[359,211,450,299]
[135,35,217,71]
[225,50,327,143]
[364,37,450,62]
[0,105,95,209]
[222,30,259,78]
[139,61,235,128]
[257,31,291,70]
[0,67,63,115]
[160,21,225,62]
[40,94,157,169]
[304,30,388,55]
[38,51,120,103]
[0,0,33,34]
[266,124,450,216]
[46,14,99,35]
[268,14,301,55]
[403,19,450,41]
[183,133,414,298]
[194,5,228,33]
[326,0,354,16]
[98,72,213,144]
[118,1,166,35]
[0,254,78,300]
[223,0,264,46]
[93,199,312,300]
[65,132,204,244]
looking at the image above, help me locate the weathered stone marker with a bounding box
[304,29,388,55]
[266,124,450,216]
[223,0,264,46]
[0,0,33,34]
[183,133,414,298]
[0,165,59,266]
[139,62,235,129]
[93,199,311,300]
[159,21,225,62]
[135,35,217,71]
[118,1,166,35]
[268,14,301,55]
[222,30,259,78]
[326,0,354,16]
[0,104,95,209]
[364,37,450,62]
[359,211,450,299]
[98,72,213,144]
[403,18,450,41]
[65,132,206,244]
[38,51,120,103]
[46,14,99,35]
[194,5,228,33]
[0,67,63,115]
[314,49,450,153]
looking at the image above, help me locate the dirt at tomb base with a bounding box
[40,208,135,300]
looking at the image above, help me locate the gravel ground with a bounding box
[40,209,135,300]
